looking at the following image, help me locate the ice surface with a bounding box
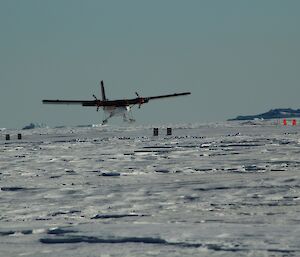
[0,122,300,256]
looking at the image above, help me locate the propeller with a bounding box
[135,92,145,108]
[92,95,99,111]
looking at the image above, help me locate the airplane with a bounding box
[42,80,191,124]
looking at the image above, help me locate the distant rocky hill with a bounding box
[229,108,300,121]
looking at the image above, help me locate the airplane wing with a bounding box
[43,92,191,107]
[42,100,97,106]
[145,92,191,101]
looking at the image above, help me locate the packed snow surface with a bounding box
[1,122,300,256]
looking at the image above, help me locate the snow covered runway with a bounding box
[1,122,299,256]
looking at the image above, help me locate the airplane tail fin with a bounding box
[101,80,107,101]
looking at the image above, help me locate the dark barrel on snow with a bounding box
[153,128,159,136]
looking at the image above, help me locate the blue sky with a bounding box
[1,0,299,128]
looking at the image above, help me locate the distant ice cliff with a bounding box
[22,123,47,130]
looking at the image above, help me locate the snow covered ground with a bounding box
[1,122,300,256]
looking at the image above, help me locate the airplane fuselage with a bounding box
[82,97,148,107]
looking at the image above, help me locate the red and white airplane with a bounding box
[43,81,191,124]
